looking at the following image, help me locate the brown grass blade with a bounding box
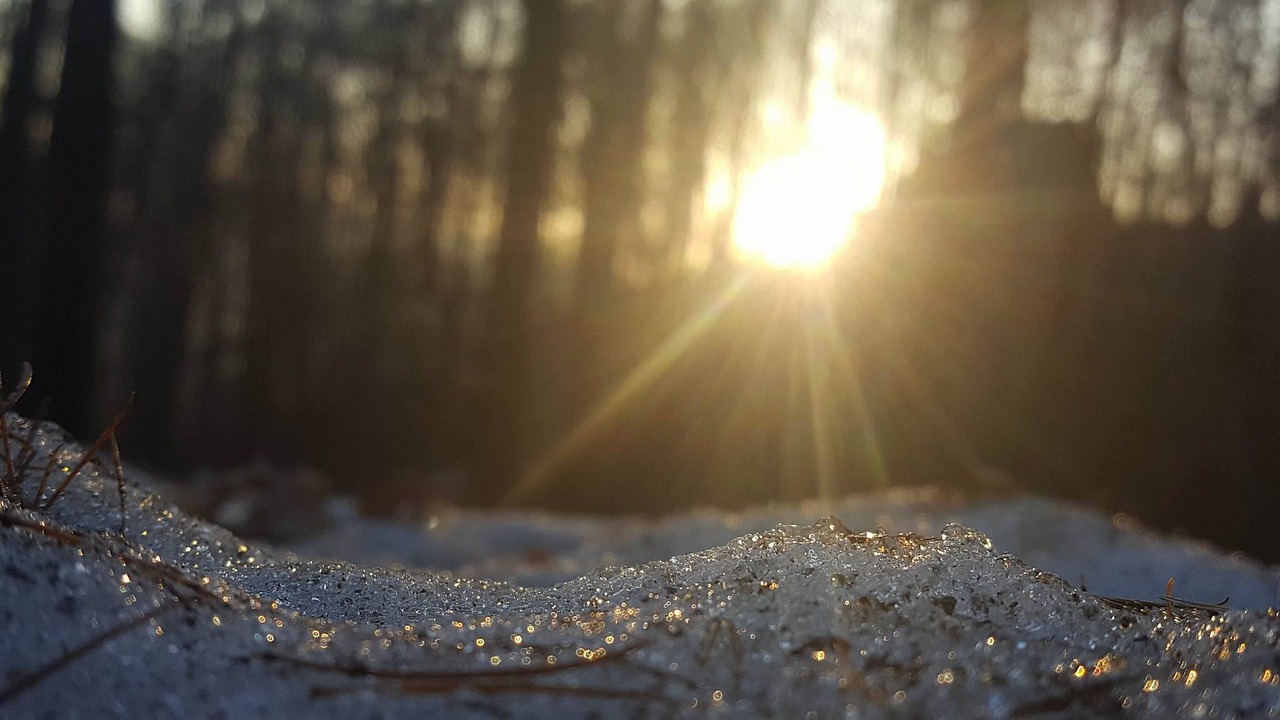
[41,396,133,511]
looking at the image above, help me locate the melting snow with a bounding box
[3,413,1280,718]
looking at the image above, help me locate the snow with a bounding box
[299,491,1280,609]
[3,412,1280,718]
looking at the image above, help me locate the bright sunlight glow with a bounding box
[733,101,887,270]
[118,0,164,42]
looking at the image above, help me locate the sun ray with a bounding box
[504,274,754,504]
[804,316,836,503]
[811,285,891,492]
[713,278,790,490]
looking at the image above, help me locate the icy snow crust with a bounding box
[301,493,1280,609]
[3,415,1280,718]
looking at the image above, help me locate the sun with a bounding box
[732,101,887,270]
[118,0,165,42]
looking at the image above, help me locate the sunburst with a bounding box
[733,100,887,270]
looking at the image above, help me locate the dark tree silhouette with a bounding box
[573,0,663,305]
[0,0,49,381]
[661,1,716,275]
[480,0,567,496]
[30,0,119,437]
[240,10,323,458]
[952,0,1030,184]
[363,16,412,382]
[127,15,245,467]
[708,0,770,268]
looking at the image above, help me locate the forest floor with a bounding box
[3,412,1280,718]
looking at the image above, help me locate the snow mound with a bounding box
[3,414,1280,718]
[300,492,1280,608]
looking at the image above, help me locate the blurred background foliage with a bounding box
[2,0,1280,558]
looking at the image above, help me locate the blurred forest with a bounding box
[2,0,1280,558]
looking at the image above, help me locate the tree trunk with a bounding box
[242,18,316,459]
[574,0,663,305]
[0,0,49,379]
[952,0,1030,175]
[480,0,566,497]
[129,24,244,467]
[708,0,770,269]
[662,1,715,276]
[29,0,118,436]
